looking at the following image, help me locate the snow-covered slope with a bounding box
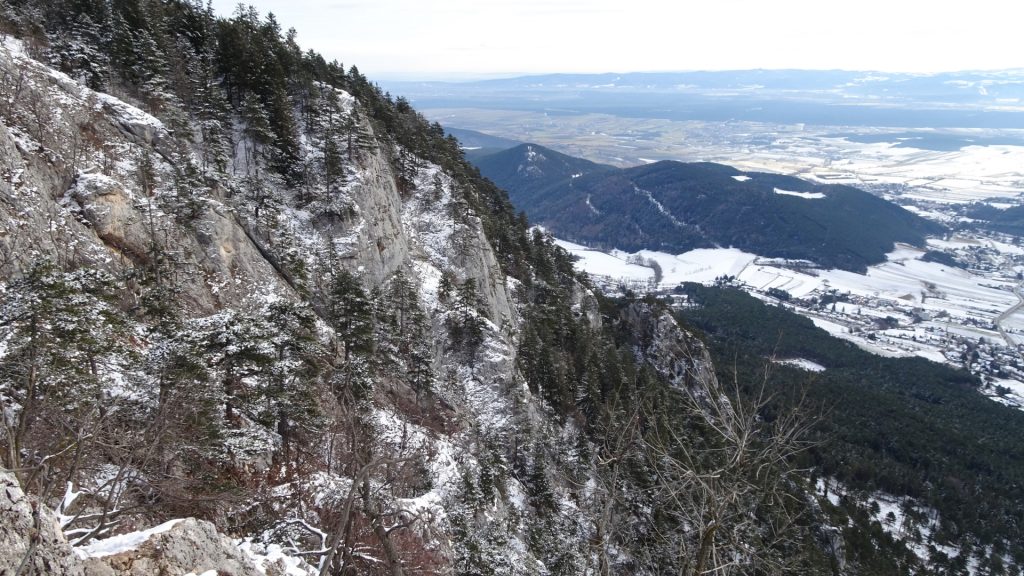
[0,28,554,568]
[2,5,988,573]
[0,27,706,574]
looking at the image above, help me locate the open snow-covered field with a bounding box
[729,136,1024,206]
[557,239,1020,323]
[557,235,1024,406]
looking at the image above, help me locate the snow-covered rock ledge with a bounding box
[2,469,315,576]
[77,518,264,576]
[77,519,319,575]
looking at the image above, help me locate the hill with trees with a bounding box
[473,143,944,272]
[444,127,521,161]
[965,202,1024,237]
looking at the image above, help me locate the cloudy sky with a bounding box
[209,0,1023,80]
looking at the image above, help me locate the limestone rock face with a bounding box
[65,171,151,263]
[621,302,716,392]
[0,38,515,328]
[458,220,515,329]
[0,470,85,576]
[337,120,412,287]
[0,41,294,315]
[79,518,261,576]
[571,282,602,331]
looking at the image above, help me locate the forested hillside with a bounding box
[676,284,1024,573]
[0,1,868,574]
[472,143,615,201]
[965,202,1024,237]
[473,143,944,272]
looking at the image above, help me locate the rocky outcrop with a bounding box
[64,170,151,264]
[399,167,517,333]
[621,303,717,393]
[0,470,85,576]
[0,40,297,316]
[0,36,517,331]
[457,217,515,329]
[570,282,602,331]
[1,470,291,576]
[78,518,263,576]
[337,121,412,287]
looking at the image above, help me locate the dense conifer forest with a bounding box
[676,283,1024,572]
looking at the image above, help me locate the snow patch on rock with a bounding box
[75,519,184,559]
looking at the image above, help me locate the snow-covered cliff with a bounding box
[0,6,840,573]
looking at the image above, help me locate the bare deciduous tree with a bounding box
[643,361,816,576]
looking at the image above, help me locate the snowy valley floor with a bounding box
[555,235,1024,410]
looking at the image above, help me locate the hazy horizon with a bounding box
[377,67,1024,84]
[209,0,1024,81]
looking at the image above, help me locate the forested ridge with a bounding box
[473,143,944,272]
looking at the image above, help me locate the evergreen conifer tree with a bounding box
[0,261,131,481]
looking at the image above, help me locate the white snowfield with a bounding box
[557,240,1018,322]
[554,239,657,281]
[774,188,826,199]
[556,236,1024,406]
[746,138,1024,205]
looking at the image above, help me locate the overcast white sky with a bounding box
[209,0,1024,80]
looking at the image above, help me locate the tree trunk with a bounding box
[362,477,405,576]
[318,457,409,576]
[693,522,718,576]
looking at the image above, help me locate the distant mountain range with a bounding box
[472,143,945,272]
[391,69,1024,101]
[385,69,1024,130]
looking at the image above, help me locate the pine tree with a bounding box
[0,261,131,480]
[49,11,111,90]
[240,92,273,174]
[407,346,434,405]
[168,144,207,222]
[376,271,434,401]
[449,466,513,576]
[147,320,221,455]
[526,443,557,515]
[260,300,323,460]
[266,84,303,186]
[328,269,374,362]
[447,278,486,360]
[320,89,349,195]
[238,92,287,224]
[195,310,273,425]
[192,58,233,174]
[108,0,170,100]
